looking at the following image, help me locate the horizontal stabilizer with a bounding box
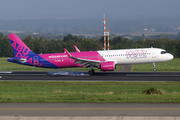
[7,57,27,63]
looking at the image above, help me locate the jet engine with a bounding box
[100,61,116,71]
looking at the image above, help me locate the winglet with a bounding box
[74,45,80,52]
[64,48,72,57]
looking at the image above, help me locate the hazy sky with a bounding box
[1,0,180,20]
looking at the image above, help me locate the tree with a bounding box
[0,32,3,37]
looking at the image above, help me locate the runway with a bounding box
[0,71,180,81]
[0,71,180,119]
[0,103,180,116]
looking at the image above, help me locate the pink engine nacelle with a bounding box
[100,61,115,71]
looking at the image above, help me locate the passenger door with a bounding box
[152,49,157,58]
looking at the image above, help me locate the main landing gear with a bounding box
[153,63,157,72]
[88,69,94,75]
[88,65,95,75]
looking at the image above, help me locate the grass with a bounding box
[0,57,53,71]
[131,58,180,71]
[0,57,179,103]
[0,57,120,71]
[0,81,180,103]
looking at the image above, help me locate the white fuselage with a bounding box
[98,48,173,65]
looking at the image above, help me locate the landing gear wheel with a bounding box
[152,63,156,72]
[88,69,94,75]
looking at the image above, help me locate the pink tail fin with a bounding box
[8,34,34,57]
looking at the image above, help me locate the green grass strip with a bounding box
[131,58,180,71]
[0,81,180,103]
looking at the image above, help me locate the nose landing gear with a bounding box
[153,63,157,72]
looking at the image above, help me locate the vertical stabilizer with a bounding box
[8,34,35,58]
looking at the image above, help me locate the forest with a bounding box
[0,32,180,58]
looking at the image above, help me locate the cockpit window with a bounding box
[161,51,167,54]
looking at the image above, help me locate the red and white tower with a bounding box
[103,14,110,50]
[104,15,106,50]
[107,29,109,50]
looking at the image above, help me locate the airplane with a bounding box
[7,34,174,75]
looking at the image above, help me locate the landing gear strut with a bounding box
[88,65,95,75]
[153,63,157,72]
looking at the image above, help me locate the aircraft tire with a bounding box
[88,70,94,75]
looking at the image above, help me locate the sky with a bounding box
[0,0,180,20]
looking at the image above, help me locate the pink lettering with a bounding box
[22,48,30,55]
[126,50,147,59]
[39,63,42,67]
[15,52,22,57]
[33,60,38,65]
[27,58,32,64]
[21,55,29,59]
[11,42,16,49]
[16,45,23,52]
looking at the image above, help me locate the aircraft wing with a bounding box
[64,48,101,68]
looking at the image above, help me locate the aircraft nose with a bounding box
[169,54,174,60]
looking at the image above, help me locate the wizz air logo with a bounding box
[126,50,147,59]
[11,41,42,67]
